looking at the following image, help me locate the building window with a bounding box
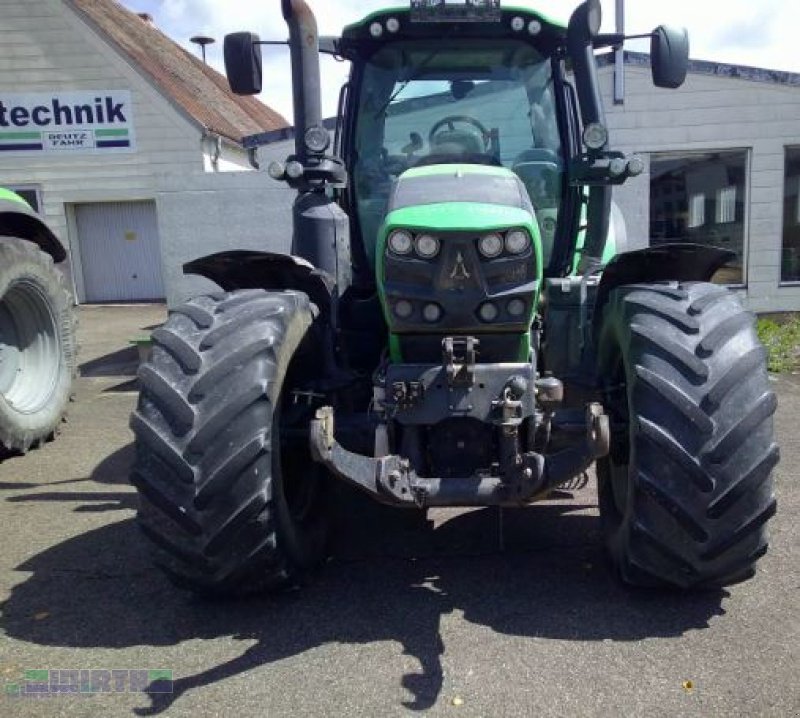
[783,147,800,283]
[6,185,42,214]
[650,150,748,285]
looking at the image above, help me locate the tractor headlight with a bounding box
[415,234,440,259]
[394,300,413,319]
[478,233,504,259]
[304,125,330,154]
[388,229,413,255]
[507,299,526,317]
[505,229,529,255]
[583,122,608,150]
[478,302,499,322]
[422,303,442,323]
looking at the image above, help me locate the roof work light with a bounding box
[410,0,502,23]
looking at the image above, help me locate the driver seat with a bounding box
[429,129,485,156]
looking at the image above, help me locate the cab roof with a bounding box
[341,4,566,53]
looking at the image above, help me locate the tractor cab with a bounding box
[342,32,564,267]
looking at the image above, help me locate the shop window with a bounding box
[782,147,800,282]
[650,150,748,284]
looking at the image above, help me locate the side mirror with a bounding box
[651,25,689,89]
[224,32,263,95]
[568,0,602,44]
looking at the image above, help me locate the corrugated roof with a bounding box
[66,0,289,143]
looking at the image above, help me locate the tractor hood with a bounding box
[378,164,541,258]
[376,164,545,364]
[387,164,533,216]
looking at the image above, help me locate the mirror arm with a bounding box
[593,31,653,49]
[254,37,341,55]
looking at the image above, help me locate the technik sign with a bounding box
[0,91,135,154]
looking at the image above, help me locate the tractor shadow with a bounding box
[0,443,136,511]
[0,490,726,714]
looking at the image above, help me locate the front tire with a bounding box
[130,289,328,596]
[0,237,76,454]
[597,282,778,589]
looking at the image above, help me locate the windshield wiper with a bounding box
[373,48,441,119]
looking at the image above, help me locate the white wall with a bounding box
[157,171,294,307]
[600,62,800,312]
[0,0,207,301]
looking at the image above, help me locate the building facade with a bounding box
[601,52,800,313]
[0,0,286,303]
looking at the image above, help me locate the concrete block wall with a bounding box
[599,63,800,312]
[156,170,294,306]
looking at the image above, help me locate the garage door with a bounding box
[75,201,165,302]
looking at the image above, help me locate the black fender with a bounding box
[0,198,67,262]
[592,242,734,341]
[184,250,336,316]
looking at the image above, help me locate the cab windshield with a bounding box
[353,39,563,264]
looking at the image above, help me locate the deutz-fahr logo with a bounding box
[450,251,472,281]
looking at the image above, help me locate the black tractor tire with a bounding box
[596,281,778,589]
[130,289,329,596]
[0,237,76,454]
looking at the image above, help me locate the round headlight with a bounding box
[304,125,330,154]
[267,161,285,180]
[394,300,413,319]
[415,234,440,259]
[386,17,400,33]
[507,299,526,317]
[478,233,504,258]
[388,230,413,255]
[609,157,627,177]
[511,16,525,31]
[528,20,542,35]
[583,122,608,150]
[369,22,383,38]
[285,161,304,179]
[479,302,499,322]
[505,230,529,255]
[422,303,442,323]
[627,155,645,177]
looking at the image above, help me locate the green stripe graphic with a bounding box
[95,129,129,137]
[0,131,41,141]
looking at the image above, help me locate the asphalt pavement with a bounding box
[0,304,797,717]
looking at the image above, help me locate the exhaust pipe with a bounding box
[282,0,323,161]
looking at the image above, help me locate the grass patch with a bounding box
[757,315,800,373]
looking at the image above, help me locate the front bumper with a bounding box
[309,403,609,508]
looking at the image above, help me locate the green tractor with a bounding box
[0,188,76,455]
[130,0,778,594]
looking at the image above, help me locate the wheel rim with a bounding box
[276,390,325,527]
[0,279,61,414]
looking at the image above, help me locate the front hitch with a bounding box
[310,403,609,508]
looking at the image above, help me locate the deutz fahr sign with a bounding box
[0,90,135,154]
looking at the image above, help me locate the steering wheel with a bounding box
[428,115,491,150]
